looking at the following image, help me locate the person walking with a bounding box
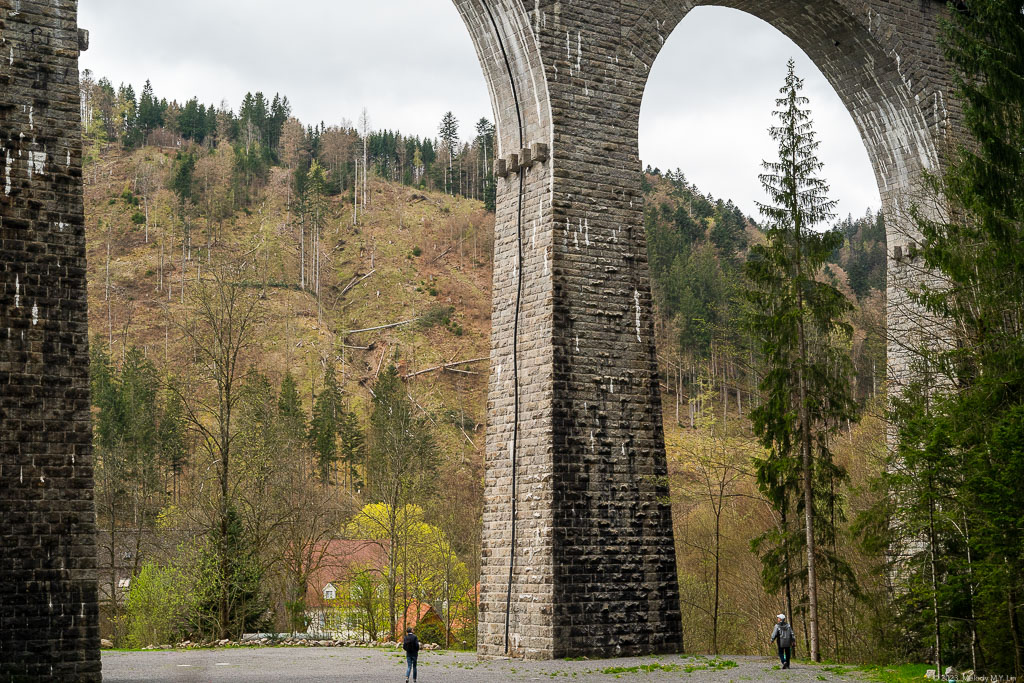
[403,627,420,682]
[770,614,795,669]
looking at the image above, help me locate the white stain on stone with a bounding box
[8,47,12,66]
[14,274,20,308]
[66,149,71,167]
[634,289,642,342]
[566,31,572,77]
[576,31,582,74]
[590,431,595,453]
[28,105,33,130]
[28,150,46,178]
[31,302,38,325]
[574,334,579,353]
[495,364,502,385]
[3,149,11,195]
[609,377,615,394]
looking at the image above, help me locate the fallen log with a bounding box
[345,319,416,335]
[404,356,488,379]
[340,269,376,297]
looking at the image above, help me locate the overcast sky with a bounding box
[79,2,880,220]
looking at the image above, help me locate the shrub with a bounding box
[124,561,189,648]
[418,305,453,329]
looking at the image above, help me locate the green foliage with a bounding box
[189,506,271,640]
[124,561,189,648]
[137,80,165,138]
[745,60,859,644]
[157,378,188,484]
[338,410,365,491]
[367,366,439,504]
[178,97,216,144]
[345,570,388,641]
[345,503,472,643]
[169,152,196,204]
[418,304,455,329]
[866,4,1024,675]
[309,360,344,485]
[90,344,177,520]
[277,370,307,451]
[831,211,886,299]
[642,171,753,375]
[857,663,932,683]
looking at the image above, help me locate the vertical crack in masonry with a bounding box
[480,0,526,656]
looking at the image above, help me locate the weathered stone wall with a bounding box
[0,1,100,681]
[457,0,958,660]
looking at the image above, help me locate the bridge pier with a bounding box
[0,1,100,680]
[456,0,957,660]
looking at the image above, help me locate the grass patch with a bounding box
[858,663,931,683]
[600,657,738,677]
[822,665,856,675]
[602,663,681,675]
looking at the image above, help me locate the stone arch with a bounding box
[453,0,554,160]
[624,1,957,387]
[625,0,950,220]
[456,0,957,662]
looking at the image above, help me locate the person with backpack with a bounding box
[770,613,795,669]
[403,627,420,682]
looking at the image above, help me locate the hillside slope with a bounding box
[85,144,494,467]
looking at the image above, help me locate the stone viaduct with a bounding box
[0,0,957,678]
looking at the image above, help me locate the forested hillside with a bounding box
[81,74,496,648]
[81,75,897,659]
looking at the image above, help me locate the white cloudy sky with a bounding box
[79,1,880,220]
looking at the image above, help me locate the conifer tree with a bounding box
[886,3,1024,674]
[746,59,857,662]
[439,112,459,196]
[309,361,343,485]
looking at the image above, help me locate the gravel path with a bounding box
[102,648,870,682]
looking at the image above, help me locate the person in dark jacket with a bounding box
[770,614,794,669]
[403,628,420,682]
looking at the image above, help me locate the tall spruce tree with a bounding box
[746,59,858,662]
[439,112,459,196]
